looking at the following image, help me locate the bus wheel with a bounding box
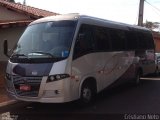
[155,67,159,76]
[135,69,141,84]
[80,82,95,104]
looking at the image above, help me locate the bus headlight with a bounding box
[47,74,70,82]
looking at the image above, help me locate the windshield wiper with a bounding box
[29,51,55,58]
[11,53,30,60]
[12,53,28,57]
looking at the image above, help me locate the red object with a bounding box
[20,85,31,91]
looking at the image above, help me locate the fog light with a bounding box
[55,90,60,94]
[50,76,55,81]
[55,75,61,80]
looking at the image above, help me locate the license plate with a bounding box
[20,85,31,91]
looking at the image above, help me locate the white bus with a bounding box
[4,14,155,104]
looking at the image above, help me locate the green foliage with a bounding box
[143,21,159,30]
[8,0,15,2]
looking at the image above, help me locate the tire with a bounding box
[80,82,96,105]
[155,67,159,76]
[135,70,141,85]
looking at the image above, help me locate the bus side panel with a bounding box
[71,51,136,99]
[71,52,105,99]
[102,51,135,89]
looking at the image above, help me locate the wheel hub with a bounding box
[82,88,92,101]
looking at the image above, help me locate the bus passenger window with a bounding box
[75,34,86,54]
[93,26,111,51]
[73,24,94,59]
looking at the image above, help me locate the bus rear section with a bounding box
[133,29,155,76]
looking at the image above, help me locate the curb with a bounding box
[141,77,160,81]
[0,100,18,107]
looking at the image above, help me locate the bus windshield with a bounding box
[13,20,77,59]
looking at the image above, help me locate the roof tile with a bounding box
[0,0,59,18]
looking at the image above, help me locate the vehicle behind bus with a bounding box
[4,14,155,104]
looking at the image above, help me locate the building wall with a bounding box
[0,26,26,85]
[155,40,160,52]
[0,26,26,61]
[0,61,7,86]
[0,6,31,22]
[0,5,31,85]
[153,32,160,53]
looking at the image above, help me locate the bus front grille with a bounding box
[13,76,42,97]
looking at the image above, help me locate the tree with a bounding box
[8,0,15,2]
[143,21,159,30]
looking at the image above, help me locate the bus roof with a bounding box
[30,13,150,32]
[30,13,79,25]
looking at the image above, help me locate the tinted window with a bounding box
[109,29,127,50]
[136,31,146,49]
[136,31,154,49]
[143,32,154,49]
[74,24,95,58]
[93,26,111,51]
[73,23,154,60]
[126,30,138,50]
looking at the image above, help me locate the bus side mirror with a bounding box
[3,39,9,57]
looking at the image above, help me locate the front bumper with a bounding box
[6,77,73,103]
